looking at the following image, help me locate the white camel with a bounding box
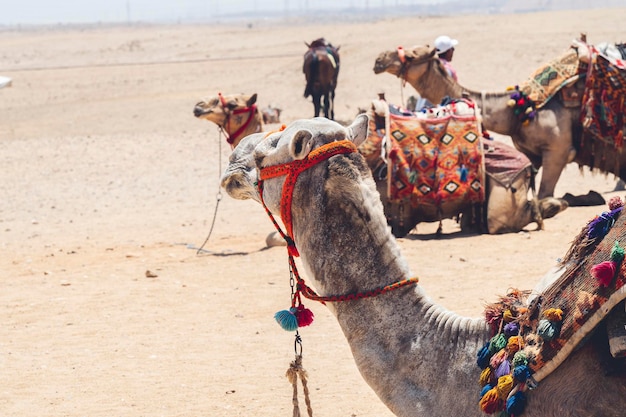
[220,115,626,417]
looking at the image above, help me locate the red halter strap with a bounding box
[256,138,419,304]
[258,139,357,257]
[218,92,258,146]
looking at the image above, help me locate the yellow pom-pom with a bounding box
[543,308,563,322]
[507,99,516,107]
[525,106,533,114]
[479,367,493,386]
[507,335,523,354]
[503,309,514,322]
[496,375,514,400]
[479,387,502,414]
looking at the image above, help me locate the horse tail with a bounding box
[304,51,319,98]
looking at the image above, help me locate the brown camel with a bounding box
[373,44,626,200]
[193,92,263,149]
[303,38,340,120]
[220,115,626,417]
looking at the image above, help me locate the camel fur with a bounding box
[221,115,626,417]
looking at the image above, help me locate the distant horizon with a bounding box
[1,0,624,27]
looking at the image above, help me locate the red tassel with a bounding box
[590,261,616,287]
[294,304,314,327]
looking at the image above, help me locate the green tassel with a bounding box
[611,241,625,263]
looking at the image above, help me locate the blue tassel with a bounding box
[477,342,492,369]
[479,383,493,399]
[274,308,298,331]
[513,365,532,383]
[537,318,561,341]
[587,207,623,239]
[506,391,526,415]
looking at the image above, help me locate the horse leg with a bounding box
[329,88,335,120]
[323,91,331,119]
[313,93,321,117]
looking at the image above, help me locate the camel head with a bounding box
[373,45,436,77]
[193,92,263,148]
[222,115,369,214]
[193,92,258,124]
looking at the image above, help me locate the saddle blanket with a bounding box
[361,99,485,218]
[580,43,626,149]
[520,48,582,109]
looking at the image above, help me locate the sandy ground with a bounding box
[1,8,626,416]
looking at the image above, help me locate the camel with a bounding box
[220,115,626,417]
[303,38,340,120]
[193,92,285,247]
[193,92,263,149]
[373,44,626,200]
[363,97,567,236]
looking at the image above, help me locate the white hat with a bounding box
[434,35,458,53]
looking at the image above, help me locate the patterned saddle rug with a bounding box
[359,98,485,223]
[580,42,626,149]
[477,197,626,416]
[520,48,582,109]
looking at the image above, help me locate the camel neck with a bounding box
[286,158,489,417]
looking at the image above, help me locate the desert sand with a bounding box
[1,7,626,416]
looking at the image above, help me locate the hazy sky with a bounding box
[0,0,442,25]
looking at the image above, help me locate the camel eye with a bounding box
[227,101,238,110]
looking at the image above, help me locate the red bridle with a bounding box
[256,139,419,304]
[218,92,259,147]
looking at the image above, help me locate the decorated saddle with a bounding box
[360,98,485,223]
[477,196,626,416]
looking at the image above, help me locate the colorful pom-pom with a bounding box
[503,322,519,338]
[490,349,508,369]
[537,318,560,341]
[511,351,529,367]
[479,387,504,414]
[480,383,494,399]
[294,304,314,327]
[506,391,527,416]
[590,260,616,287]
[496,375,514,400]
[587,208,622,239]
[479,367,493,386]
[608,196,624,210]
[507,99,516,107]
[513,365,532,383]
[611,241,625,263]
[489,333,508,353]
[506,335,523,354]
[274,308,298,331]
[477,342,492,369]
[543,308,563,322]
[495,358,511,379]
[502,309,514,322]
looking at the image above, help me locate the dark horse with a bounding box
[303,38,340,120]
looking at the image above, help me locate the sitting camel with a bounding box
[193,92,263,149]
[373,44,626,200]
[363,97,567,236]
[221,115,626,417]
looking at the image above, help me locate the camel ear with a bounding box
[290,129,314,160]
[247,93,258,106]
[346,114,369,147]
[428,47,437,57]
